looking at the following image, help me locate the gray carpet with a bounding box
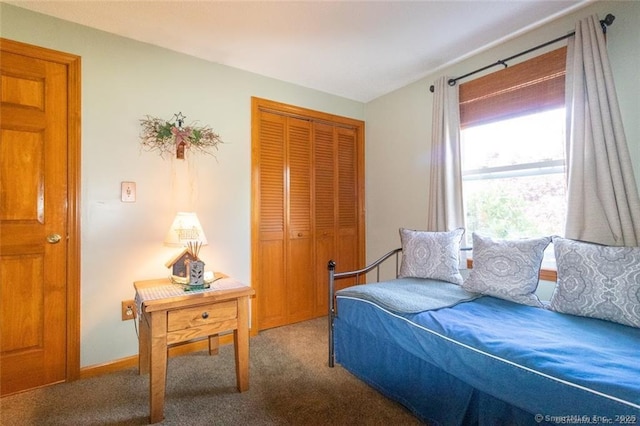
[0,318,423,425]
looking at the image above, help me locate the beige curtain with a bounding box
[565,15,640,246]
[427,77,465,232]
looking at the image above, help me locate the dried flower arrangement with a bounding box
[139,112,223,159]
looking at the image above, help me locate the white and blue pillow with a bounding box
[462,233,551,307]
[399,228,465,285]
[549,237,640,328]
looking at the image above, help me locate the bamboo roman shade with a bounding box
[459,47,567,128]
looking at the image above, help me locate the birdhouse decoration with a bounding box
[164,248,196,278]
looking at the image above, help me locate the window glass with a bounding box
[461,108,566,266]
[462,109,564,170]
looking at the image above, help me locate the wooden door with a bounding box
[334,127,360,290]
[286,118,314,323]
[254,112,314,329]
[252,97,364,331]
[254,111,287,329]
[313,123,336,316]
[0,39,81,395]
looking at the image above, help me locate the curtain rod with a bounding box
[429,13,615,93]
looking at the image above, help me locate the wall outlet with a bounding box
[121,299,137,321]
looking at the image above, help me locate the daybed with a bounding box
[328,229,640,425]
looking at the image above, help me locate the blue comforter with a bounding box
[335,292,640,425]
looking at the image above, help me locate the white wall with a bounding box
[365,0,640,268]
[1,3,364,367]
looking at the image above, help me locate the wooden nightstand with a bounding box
[134,275,254,424]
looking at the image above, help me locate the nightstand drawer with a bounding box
[167,300,237,332]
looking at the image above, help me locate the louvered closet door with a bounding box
[256,113,314,328]
[286,118,314,323]
[313,123,336,316]
[253,97,365,331]
[256,112,287,328]
[335,127,359,291]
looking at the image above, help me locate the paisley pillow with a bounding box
[549,237,640,328]
[399,228,464,285]
[462,233,551,307]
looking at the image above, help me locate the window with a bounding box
[459,48,567,272]
[461,110,566,242]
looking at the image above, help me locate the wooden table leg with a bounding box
[149,311,168,424]
[208,334,219,355]
[138,312,150,375]
[234,295,250,392]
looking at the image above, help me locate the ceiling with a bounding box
[6,0,592,102]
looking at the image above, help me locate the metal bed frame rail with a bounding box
[327,248,402,367]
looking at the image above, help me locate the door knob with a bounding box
[46,234,62,244]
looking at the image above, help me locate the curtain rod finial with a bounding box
[600,13,615,33]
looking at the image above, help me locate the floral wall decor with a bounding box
[139,112,223,159]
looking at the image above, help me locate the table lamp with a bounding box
[164,212,210,288]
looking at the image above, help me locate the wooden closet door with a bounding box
[286,118,314,322]
[255,113,314,328]
[313,123,336,316]
[335,127,360,290]
[255,111,287,329]
[252,97,365,331]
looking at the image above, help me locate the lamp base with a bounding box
[169,270,220,291]
[183,282,210,292]
[188,260,205,285]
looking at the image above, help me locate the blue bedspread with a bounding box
[335,293,640,425]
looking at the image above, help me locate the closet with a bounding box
[251,98,364,330]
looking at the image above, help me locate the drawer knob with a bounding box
[201,312,209,319]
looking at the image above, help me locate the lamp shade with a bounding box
[164,212,208,246]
